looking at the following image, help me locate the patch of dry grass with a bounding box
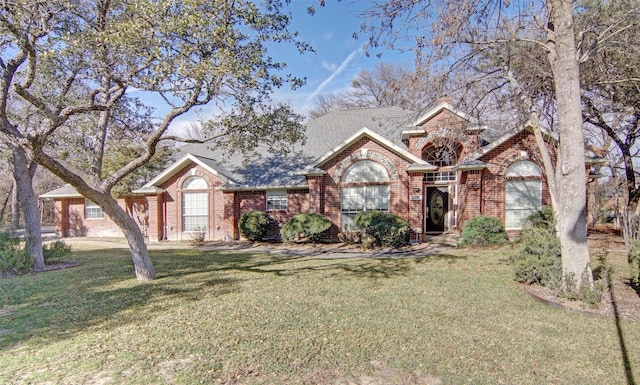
[0,243,638,384]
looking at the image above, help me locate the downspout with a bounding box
[162,192,167,240]
[479,170,484,216]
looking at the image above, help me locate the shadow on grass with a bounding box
[0,247,466,350]
[607,275,636,385]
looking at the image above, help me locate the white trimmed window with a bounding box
[182,176,208,232]
[505,161,542,229]
[85,199,104,219]
[422,145,459,167]
[340,160,390,228]
[266,190,287,211]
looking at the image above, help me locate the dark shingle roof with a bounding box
[176,107,417,189]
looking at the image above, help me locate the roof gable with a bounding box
[304,127,435,172]
[140,153,235,190]
[413,101,484,129]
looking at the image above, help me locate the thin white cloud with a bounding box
[321,60,337,71]
[305,47,362,104]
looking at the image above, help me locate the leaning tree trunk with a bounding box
[98,195,156,281]
[547,0,592,288]
[12,146,44,270]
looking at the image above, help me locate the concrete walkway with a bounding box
[200,233,461,259]
[54,233,461,258]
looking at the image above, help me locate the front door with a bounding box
[425,186,448,233]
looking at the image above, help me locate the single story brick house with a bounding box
[42,98,602,241]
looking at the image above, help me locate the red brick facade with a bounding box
[46,103,577,242]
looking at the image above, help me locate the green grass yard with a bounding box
[0,242,638,384]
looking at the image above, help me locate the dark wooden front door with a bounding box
[425,187,448,233]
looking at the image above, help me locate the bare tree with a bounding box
[578,0,640,244]
[309,62,443,117]
[356,0,622,287]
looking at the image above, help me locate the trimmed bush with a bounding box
[353,211,410,248]
[281,213,331,244]
[43,240,72,263]
[525,206,555,232]
[509,227,562,288]
[459,216,509,247]
[0,231,32,274]
[239,211,275,242]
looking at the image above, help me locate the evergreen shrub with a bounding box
[459,216,509,247]
[353,211,410,248]
[509,227,562,288]
[43,240,72,263]
[280,213,331,244]
[238,211,275,242]
[525,206,555,231]
[0,231,32,274]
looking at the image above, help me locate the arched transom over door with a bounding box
[182,176,208,232]
[504,160,542,230]
[340,160,390,229]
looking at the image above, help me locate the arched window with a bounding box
[340,160,390,228]
[182,176,208,232]
[505,161,542,229]
[422,145,459,167]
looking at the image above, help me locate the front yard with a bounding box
[0,239,638,384]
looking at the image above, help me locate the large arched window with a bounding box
[182,176,208,232]
[505,160,542,229]
[340,160,390,228]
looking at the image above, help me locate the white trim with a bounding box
[140,153,233,190]
[311,127,430,168]
[413,102,482,127]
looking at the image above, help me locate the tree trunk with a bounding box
[11,178,19,229]
[28,148,156,281]
[12,146,44,270]
[0,184,12,226]
[622,200,639,246]
[98,195,156,281]
[547,0,592,288]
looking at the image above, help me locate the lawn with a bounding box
[0,241,638,384]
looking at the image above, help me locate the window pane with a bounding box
[341,187,365,211]
[85,200,104,219]
[505,180,541,229]
[342,160,389,183]
[183,176,208,189]
[340,185,389,228]
[183,192,208,231]
[506,161,542,177]
[267,190,287,210]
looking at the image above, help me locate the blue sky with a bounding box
[271,0,413,113]
[166,0,415,133]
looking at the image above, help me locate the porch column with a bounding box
[408,172,424,236]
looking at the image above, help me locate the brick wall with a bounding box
[319,137,412,237]
[159,161,226,241]
[457,130,556,231]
